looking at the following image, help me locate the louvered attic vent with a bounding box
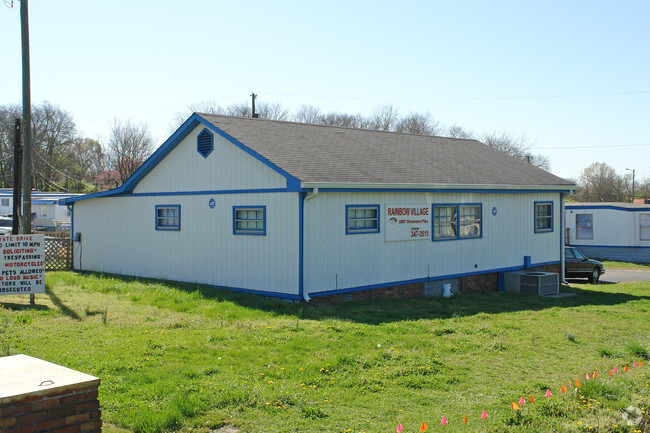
[197,128,213,158]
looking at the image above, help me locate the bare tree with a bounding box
[226,102,251,117]
[395,112,441,136]
[107,119,154,185]
[257,102,290,120]
[293,105,323,124]
[637,177,650,200]
[0,102,78,190]
[574,162,624,202]
[32,101,77,190]
[369,104,400,131]
[319,112,365,128]
[446,124,475,139]
[171,100,225,132]
[480,131,550,171]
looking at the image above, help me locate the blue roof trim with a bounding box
[566,204,650,212]
[308,260,561,298]
[32,200,58,205]
[59,113,303,205]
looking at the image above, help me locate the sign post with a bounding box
[0,234,45,298]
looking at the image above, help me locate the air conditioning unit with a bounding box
[504,271,559,296]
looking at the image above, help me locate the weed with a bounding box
[566,332,578,343]
[626,341,649,359]
[598,347,618,358]
[301,406,328,420]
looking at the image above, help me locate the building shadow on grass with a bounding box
[74,271,650,325]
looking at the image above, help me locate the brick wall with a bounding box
[0,355,101,433]
[310,264,563,304]
[0,384,101,433]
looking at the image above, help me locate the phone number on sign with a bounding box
[410,229,429,238]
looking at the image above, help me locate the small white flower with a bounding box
[218,357,221,360]
[377,344,381,348]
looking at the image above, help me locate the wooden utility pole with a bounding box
[12,118,22,235]
[20,0,34,304]
[251,92,258,118]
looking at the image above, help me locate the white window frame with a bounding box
[640,214,650,241]
[346,205,380,234]
[155,205,180,231]
[233,206,266,235]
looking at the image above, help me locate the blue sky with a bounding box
[1,0,648,183]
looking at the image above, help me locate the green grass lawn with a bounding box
[603,261,650,270]
[1,272,649,433]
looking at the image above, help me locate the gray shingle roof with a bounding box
[199,113,574,188]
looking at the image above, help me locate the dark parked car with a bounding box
[565,246,605,283]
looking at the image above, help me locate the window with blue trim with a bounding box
[197,128,213,158]
[346,205,379,234]
[534,201,553,233]
[155,205,180,231]
[432,204,481,241]
[234,206,266,235]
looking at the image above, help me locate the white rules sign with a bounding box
[385,204,431,242]
[0,234,45,295]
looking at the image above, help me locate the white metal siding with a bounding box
[134,126,287,193]
[566,207,650,247]
[72,193,300,295]
[303,192,561,294]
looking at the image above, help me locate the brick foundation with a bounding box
[310,264,562,304]
[0,355,101,433]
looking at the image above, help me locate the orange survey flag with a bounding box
[575,379,581,387]
[420,421,428,432]
[593,372,598,378]
[511,402,521,410]
[624,365,629,372]
[463,414,468,424]
[530,394,535,403]
[560,385,567,393]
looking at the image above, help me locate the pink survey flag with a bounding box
[518,396,526,406]
[545,389,552,398]
[585,373,590,380]
[440,416,448,426]
[481,410,488,420]
[633,361,637,367]
[613,366,619,373]
[397,422,404,433]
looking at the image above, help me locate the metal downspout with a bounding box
[560,192,568,284]
[302,188,318,302]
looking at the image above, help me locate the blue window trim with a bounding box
[197,128,214,158]
[155,205,181,231]
[345,204,380,234]
[233,205,266,235]
[534,201,554,233]
[432,203,482,242]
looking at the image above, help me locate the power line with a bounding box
[536,143,650,150]
[265,89,650,103]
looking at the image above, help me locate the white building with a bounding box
[565,202,650,263]
[61,114,574,302]
[0,190,78,231]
